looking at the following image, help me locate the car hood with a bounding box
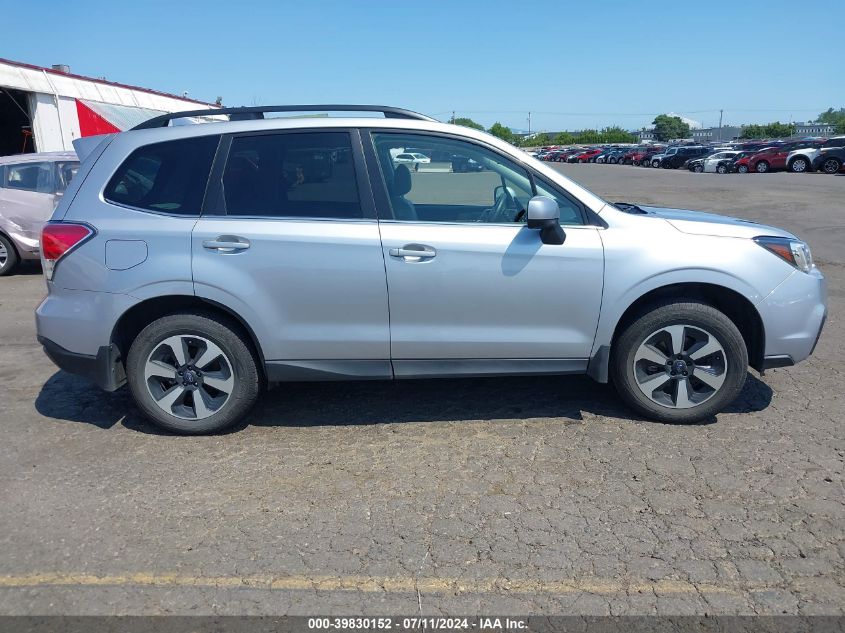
[637,205,797,239]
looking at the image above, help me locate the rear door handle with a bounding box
[389,244,436,261]
[202,236,250,252]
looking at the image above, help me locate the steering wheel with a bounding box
[478,186,523,223]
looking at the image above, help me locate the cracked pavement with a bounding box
[0,166,842,615]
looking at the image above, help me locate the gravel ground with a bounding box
[0,165,842,615]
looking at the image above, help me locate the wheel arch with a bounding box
[110,295,267,381]
[588,282,765,383]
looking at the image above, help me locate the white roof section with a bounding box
[0,151,77,165]
[0,58,216,113]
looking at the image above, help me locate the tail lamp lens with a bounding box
[41,223,94,280]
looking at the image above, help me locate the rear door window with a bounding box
[4,162,54,193]
[217,131,362,219]
[104,136,219,215]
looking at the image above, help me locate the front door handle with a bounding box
[389,244,436,261]
[202,236,251,253]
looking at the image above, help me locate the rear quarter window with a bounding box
[104,135,219,215]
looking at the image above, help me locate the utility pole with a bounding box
[451,110,455,124]
[718,109,723,142]
[528,111,531,136]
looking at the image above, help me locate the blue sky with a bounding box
[4,0,843,132]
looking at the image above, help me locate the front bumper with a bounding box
[757,267,827,366]
[38,336,125,391]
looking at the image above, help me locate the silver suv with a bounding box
[35,105,827,434]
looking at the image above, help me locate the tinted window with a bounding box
[220,132,361,219]
[56,161,80,193]
[104,136,219,215]
[825,138,845,148]
[4,162,54,193]
[371,132,584,225]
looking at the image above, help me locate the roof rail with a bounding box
[132,104,436,130]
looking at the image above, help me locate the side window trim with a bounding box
[203,128,376,221]
[103,135,221,217]
[364,128,589,226]
[364,128,539,224]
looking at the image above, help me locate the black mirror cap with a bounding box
[540,224,566,245]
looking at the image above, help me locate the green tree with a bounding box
[599,126,636,143]
[741,122,796,139]
[652,114,690,142]
[450,116,485,131]
[488,122,514,143]
[764,122,796,138]
[528,132,551,147]
[740,124,766,139]
[817,108,845,134]
[554,132,576,145]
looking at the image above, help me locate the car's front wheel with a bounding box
[789,157,809,173]
[716,164,727,174]
[0,234,20,276]
[126,312,261,434]
[737,164,749,173]
[611,302,748,424]
[693,164,703,173]
[821,157,842,174]
[755,160,769,173]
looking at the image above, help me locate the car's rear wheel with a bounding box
[0,234,20,276]
[611,302,748,424]
[737,164,749,173]
[716,164,727,174]
[789,157,809,173]
[693,164,703,173]
[126,312,261,434]
[755,160,769,173]
[821,157,842,174]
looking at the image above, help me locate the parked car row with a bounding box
[533,136,845,175]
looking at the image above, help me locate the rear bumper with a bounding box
[757,267,827,366]
[38,335,125,391]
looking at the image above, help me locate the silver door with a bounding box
[192,130,390,366]
[366,131,604,368]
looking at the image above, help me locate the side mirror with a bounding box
[526,195,565,245]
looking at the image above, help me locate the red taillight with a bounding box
[41,223,93,280]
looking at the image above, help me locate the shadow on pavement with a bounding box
[35,369,773,435]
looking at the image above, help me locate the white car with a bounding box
[696,151,742,173]
[393,152,431,165]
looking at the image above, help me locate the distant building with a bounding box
[634,129,656,142]
[691,126,743,143]
[792,122,837,137]
[0,57,218,157]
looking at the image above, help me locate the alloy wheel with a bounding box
[0,242,7,268]
[633,324,727,409]
[144,334,235,420]
[791,158,808,173]
[822,159,841,174]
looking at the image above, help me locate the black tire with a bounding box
[126,311,261,434]
[610,301,748,424]
[716,164,727,174]
[737,164,749,174]
[755,160,769,173]
[693,164,704,173]
[0,234,20,276]
[821,157,842,174]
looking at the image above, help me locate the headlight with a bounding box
[754,236,814,273]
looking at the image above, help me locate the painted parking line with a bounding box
[0,572,767,595]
